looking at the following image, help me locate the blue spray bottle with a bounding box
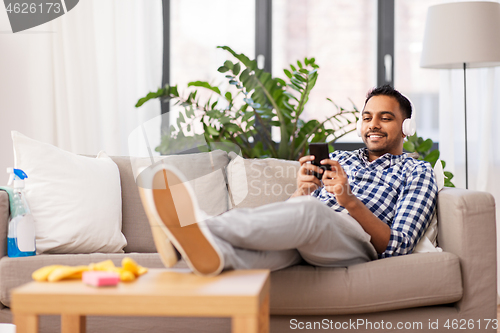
[6,168,36,257]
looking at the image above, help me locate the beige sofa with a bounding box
[0,150,496,332]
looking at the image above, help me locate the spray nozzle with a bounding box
[7,168,28,187]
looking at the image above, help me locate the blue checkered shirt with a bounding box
[311,148,438,258]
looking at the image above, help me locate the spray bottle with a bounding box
[6,168,36,257]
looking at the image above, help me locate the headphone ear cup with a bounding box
[357,117,362,137]
[402,118,416,136]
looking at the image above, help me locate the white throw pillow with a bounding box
[12,131,127,254]
[414,159,445,253]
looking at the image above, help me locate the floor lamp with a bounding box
[420,1,500,189]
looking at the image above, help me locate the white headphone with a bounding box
[356,96,416,137]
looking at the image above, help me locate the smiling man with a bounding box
[140,85,439,276]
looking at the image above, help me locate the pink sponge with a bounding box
[83,271,120,287]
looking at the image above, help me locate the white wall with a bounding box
[0,1,163,185]
[0,9,55,185]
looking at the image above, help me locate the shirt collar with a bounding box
[356,148,407,168]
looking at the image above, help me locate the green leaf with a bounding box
[403,141,416,152]
[217,46,253,68]
[423,150,440,167]
[416,139,433,153]
[308,68,318,76]
[188,81,221,95]
[294,74,307,83]
[170,85,179,97]
[224,124,240,133]
[233,63,241,75]
[240,68,250,83]
[444,171,454,179]
[220,116,231,124]
[283,69,292,79]
[276,78,286,86]
[290,64,297,72]
[297,60,303,69]
[218,66,230,73]
[444,180,455,187]
[204,124,219,136]
[225,92,232,101]
[185,106,195,118]
[242,112,253,123]
[135,87,167,107]
[259,72,271,86]
[224,60,234,70]
[441,160,446,169]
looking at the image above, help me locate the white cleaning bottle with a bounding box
[6,168,36,257]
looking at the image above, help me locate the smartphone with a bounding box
[308,143,331,180]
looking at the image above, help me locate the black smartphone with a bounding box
[308,143,331,180]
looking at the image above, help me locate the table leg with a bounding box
[14,313,38,333]
[232,293,270,333]
[232,315,258,333]
[61,314,86,333]
[258,294,270,333]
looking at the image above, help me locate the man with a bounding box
[139,85,438,276]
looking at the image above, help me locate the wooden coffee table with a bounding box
[11,268,270,333]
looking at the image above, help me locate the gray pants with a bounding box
[205,196,378,271]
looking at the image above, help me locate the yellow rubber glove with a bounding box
[88,259,116,271]
[32,265,65,282]
[47,266,89,282]
[122,257,148,277]
[32,257,148,282]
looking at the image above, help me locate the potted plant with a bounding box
[136,46,358,160]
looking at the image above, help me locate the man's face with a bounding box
[360,95,406,161]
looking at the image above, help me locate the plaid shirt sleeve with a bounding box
[379,163,438,258]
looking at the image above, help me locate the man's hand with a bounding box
[320,160,356,209]
[321,159,391,253]
[290,155,322,198]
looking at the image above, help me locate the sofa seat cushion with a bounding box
[270,252,462,315]
[0,253,178,307]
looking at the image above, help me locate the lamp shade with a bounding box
[420,1,500,69]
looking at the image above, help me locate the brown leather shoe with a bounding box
[138,163,224,276]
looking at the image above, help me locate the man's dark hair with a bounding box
[364,85,412,119]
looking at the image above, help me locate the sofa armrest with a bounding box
[437,187,496,319]
[0,191,8,258]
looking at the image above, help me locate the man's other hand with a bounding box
[290,155,322,198]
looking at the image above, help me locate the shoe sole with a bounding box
[138,186,178,268]
[142,166,223,276]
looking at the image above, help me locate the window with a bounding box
[273,0,377,143]
[163,0,440,145]
[395,0,444,141]
[170,0,255,133]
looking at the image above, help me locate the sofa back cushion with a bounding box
[112,150,230,253]
[226,152,300,209]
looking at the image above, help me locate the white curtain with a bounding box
[46,0,163,156]
[439,66,500,298]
